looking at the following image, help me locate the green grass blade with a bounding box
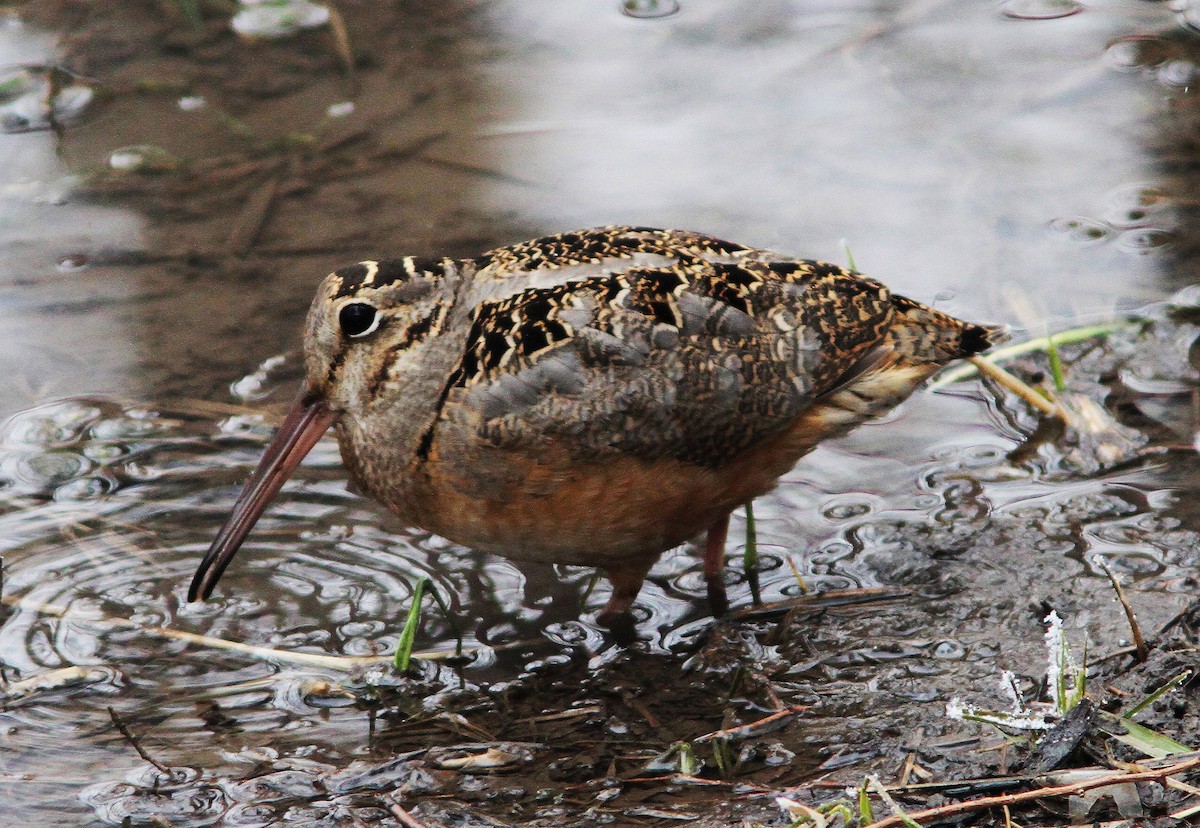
[1125,669,1194,719]
[744,501,762,605]
[677,741,698,776]
[1106,712,1193,758]
[393,578,428,671]
[1045,330,1066,393]
[842,240,858,272]
[857,778,873,824]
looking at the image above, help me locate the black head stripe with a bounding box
[333,257,446,298]
[332,263,371,297]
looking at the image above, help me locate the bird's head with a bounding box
[187,257,458,602]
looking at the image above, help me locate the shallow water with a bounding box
[3,1,1200,825]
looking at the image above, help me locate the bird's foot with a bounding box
[596,608,639,646]
[596,564,652,645]
[706,578,730,619]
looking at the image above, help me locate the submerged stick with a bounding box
[0,593,509,673]
[108,706,170,773]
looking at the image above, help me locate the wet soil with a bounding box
[4,1,1200,826]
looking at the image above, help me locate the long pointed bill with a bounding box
[188,388,338,601]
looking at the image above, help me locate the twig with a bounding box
[861,754,1200,828]
[1092,556,1149,663]
[415,154,539,187]
[692,706,807,744]
[731,587,910,620]
[385,796,428,828]
[108,707,170,773]
[967,356,1061,418]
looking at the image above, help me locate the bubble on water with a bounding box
[177,95,206,111]
[1098,183,1167,228]
[621,0,681,20]
[1,401,103,448]
[56,254,89,272]
[544,620,603,650]
[327,100,355,118]
[18,450,92,486]
[108,145,178,173]
[821,498,872,522]
[1116,226,1174,254]
[1104,35,1165,71]
[1047,216,1111,243]
[81,770,226,826]
[1180,7,1200,36]
[53,475,116,502]
[91,415,163,441]
[1000,0,1084,20]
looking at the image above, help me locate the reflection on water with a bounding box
[475,1,1167,322]
[2,1,1200,825]
[0,21,144,418]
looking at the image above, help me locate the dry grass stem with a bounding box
[967,356,1061,418]
[1092,556,1149,663]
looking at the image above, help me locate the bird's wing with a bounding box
[433,227,897,468]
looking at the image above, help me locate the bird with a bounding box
[188,225,1002,625]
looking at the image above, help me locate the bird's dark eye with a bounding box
[339,302,381,338]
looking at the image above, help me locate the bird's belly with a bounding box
[402,446,732,567]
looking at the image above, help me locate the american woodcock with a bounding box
[188,226,1002,624]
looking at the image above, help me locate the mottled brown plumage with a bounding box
[189,226,1002,624]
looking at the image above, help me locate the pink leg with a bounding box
[704,513,731,617]
[597,560,654,628]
